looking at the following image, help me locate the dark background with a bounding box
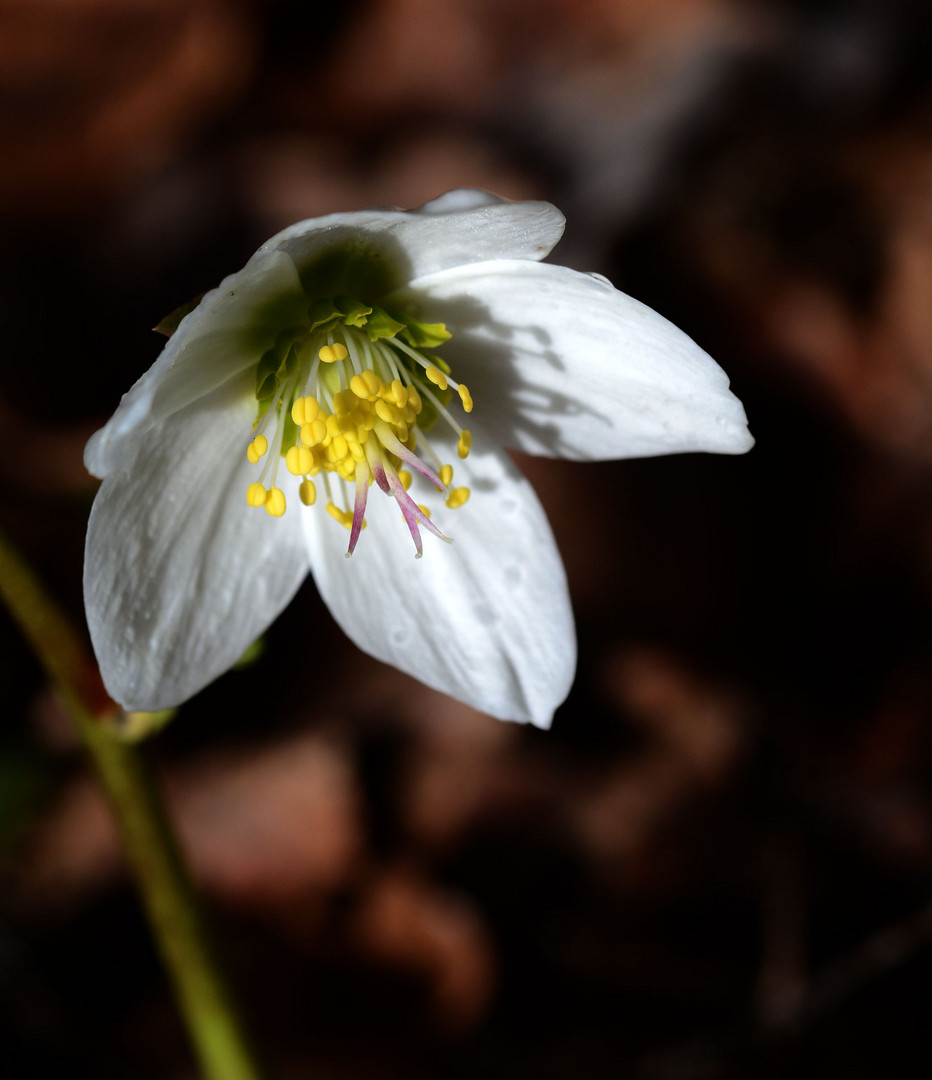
[3,0,932,1076]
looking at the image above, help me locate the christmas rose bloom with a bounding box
[83,189,752,727]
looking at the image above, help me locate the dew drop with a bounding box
[474,604,497,627]
[585,272,614,290]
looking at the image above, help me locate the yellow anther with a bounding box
[389,379,408,406]
[417,504,431,518]
[348,375,367,400]
[398,470,412,490]
[264,487,286,517]
[331,434,348,461]
[350,369,383,400]
[335,415,356,438]
[301,417,328,446]
[246,482,267,507]
[457,383,473,413]
[334,390,367,419]
[326,502,353,529]
[246,434,268,464]
[445,486,471,509]
[286,445,313,475]
[299,479,317,506]
[318,343,348,363]
[375,399,398,425]
[457,429,472,459]
[407,387,422,414]
[349,440,366,463]
[425,365,448,391]
[292,396,320,425]
[439,464,454,487]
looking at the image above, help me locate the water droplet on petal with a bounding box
[585,272,614,290]
[474,604,497,627]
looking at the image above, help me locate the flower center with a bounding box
[243,297,473,558]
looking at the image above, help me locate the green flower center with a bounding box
[243,297,473,557]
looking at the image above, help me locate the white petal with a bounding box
[84,379,309,711]
[261,192,566,301]
[396,260,754,460]
[85,250,307,478]
[303,427,575,727]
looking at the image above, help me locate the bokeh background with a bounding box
[3,0,932,1076]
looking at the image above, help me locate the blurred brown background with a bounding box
[3,0,932,1076]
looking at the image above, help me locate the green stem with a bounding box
[0,528,267,1080]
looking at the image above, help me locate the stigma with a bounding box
[243,298,473,557]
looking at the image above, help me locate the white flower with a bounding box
[83,189,752,728]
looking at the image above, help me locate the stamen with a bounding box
[301,352,321,398]
[318,343,348,364]
[389,379,407,407]
[457,430,472,459]
[374,398,399,424]
[326,502,353,528]
[350,369,383,401]
[417,379,465,435]
[251,380,290,483]
[286,445,313,475]
[425,365,448,391]
[412,426,444,472]
[390,335,438,372]
[342,331,366,376]
[291,396,321,425]
[301,417,328,447]
[246,433,268,463]
[264,487,286,517]
[382,350,404,385]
